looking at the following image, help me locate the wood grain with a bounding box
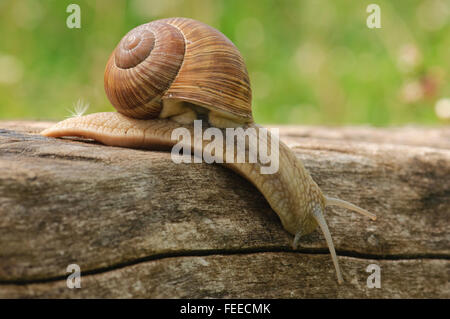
[0,121,448,298]
[1,254,447,298]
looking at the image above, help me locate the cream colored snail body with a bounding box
[41,17,376,284]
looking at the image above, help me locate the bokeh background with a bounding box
[0,0,448,125]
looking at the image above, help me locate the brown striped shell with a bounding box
[104,17,252,122]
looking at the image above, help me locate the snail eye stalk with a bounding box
[312,206,344,284]
[325,197,376,221]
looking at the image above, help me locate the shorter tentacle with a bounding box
[292,230,302,250]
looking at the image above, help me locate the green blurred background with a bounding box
[0,0,448,125]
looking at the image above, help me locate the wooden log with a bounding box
[1,254,447,298]
[0,121,448,298]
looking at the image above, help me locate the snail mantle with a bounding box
[0,121,449,298]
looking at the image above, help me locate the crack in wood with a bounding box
[1,248,448,286]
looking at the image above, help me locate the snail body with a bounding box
[41,17,376,284]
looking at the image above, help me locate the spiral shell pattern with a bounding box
[104,17,252,122]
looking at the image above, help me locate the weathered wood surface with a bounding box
[0,121,448,298]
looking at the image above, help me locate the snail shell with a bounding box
[41,17,377,284]
[104,17,252,125]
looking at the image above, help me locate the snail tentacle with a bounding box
[312,205,344,284]
[292,230,302,249]
[325,196,376,220]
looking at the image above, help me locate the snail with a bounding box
[41,17,376,284]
